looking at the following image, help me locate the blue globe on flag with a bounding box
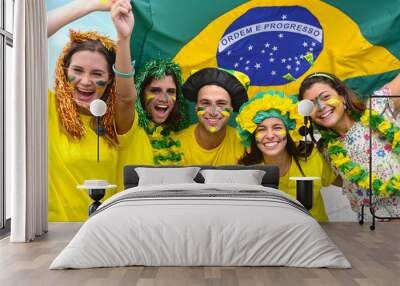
[216,6,324,86]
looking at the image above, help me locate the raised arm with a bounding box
[47,0,113,37]
[111,0,137,134]
[385,73,400,113]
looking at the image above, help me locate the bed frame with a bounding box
[123,165,280,189]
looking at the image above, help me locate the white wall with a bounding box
[321,186,357,222]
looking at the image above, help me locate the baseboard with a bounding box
[0,218,11,239]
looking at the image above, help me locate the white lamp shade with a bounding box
[90,99,107,116]
[298,99,314,116]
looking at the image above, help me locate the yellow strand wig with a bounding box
[54,30,117,145]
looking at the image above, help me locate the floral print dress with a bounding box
[324,87,400,217]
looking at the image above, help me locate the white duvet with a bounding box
[50,183,351,269]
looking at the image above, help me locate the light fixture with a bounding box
[290,99,319,211]
[90,99,107,162]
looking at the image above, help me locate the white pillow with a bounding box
[135,167,200,186]
[200,169,266,185]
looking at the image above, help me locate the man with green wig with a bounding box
[175,67,249,165]
[116,59,190,188]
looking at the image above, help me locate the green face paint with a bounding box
[211,104,217,115]
[96,80,107,87]
[220,107,231,117]
[162,94,170,101]
[196,106,206,116]
[315,97,324,111]
[94,81,107,97]
[67,75,76,82]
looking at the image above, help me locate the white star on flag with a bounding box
[219,18,324,87]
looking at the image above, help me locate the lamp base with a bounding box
[296,180,313,210]
[289,177,320,211]
[88,188,105,215]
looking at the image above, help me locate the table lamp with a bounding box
[77,99,116,215]
[289,99,319,210]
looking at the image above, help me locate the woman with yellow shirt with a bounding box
[48,0,136,221]
[236,90,337,221]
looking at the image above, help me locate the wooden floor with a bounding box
[0,222,399,286]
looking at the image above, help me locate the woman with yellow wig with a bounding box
[48,0,136,221]
[236,90,338,221]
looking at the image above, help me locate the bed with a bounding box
[50,165,350,269]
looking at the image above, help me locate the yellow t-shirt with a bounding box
[48,90,119,222]
[116,110,154,190]
[174,123,245,165]
[279,148,337,222]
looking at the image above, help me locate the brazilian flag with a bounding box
[131,0,400,99]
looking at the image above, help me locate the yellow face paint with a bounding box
[277,130,287,137]
[196,106,206,116]
[95,86,106,96]
[220,108,231,118]
[171,95,176,102]
[145,94,156,104]
[220,111,230,117]
[209,127,217,133]
[255,133,264,140]
[99,0,108,4]
[327,98,342,107]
